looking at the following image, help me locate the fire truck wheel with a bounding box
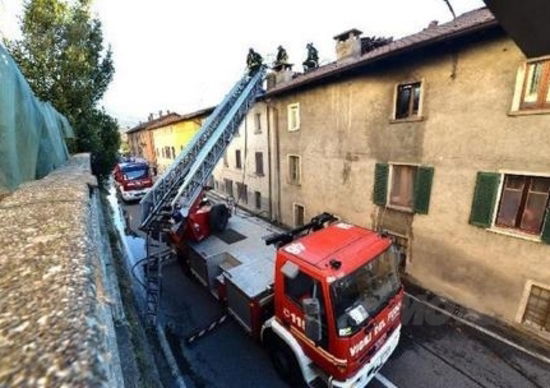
[209,204,229,232]
[267,338,305,386]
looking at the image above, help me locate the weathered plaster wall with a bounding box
[269,34,550,335]
[213,102,272,216]
[0,154,125,386]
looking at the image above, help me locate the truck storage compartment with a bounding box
[226,277,254,333]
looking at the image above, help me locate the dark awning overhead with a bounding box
[483,0,550,58]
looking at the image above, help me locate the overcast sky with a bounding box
[1,0,485,127]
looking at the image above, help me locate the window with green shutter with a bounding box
[542,211,550,244]
[373,163,389,206]
[414,166,434,214]
[469,172,501,228]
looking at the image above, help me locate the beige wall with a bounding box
[268,34,550,337]
[213,102,272,217]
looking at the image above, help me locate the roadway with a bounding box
[115,196,550,388]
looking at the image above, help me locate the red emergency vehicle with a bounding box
[113,158,153,202]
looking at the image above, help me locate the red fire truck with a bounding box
[139,67,403,387]
[113,158,153,202]
[174,208,403,387]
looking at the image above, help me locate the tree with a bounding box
[7,0,118,181]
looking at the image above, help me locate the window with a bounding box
[255,191,262,209]
[236,182,248,203]
[285,269,315,306]
[373,163,434,214]
[235,150,242,169]
[294,203,305,227]
[288,155,301,185]
[520,60,550,110]
[171,146,176,159]
[255,152,264,175]
[287,103,300,131]
[395,82,422,119]
[283,265,328,347]
[496,175,550,235]
[522,284,550,332]
[389,165,417,210]
[223,152,228,167]
[224,179,233,197]
[254,113,262,133]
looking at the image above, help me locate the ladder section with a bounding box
[144,234,173,325]
[139,67,266,232]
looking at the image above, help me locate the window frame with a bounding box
[224,178,234,197]
[236,182,248,203]
[254,112,262,134]
[510,56,550,115]
[255,152,264,176]
[293,202,306,227]
[520,59,550,111]
[392,80,424,122]
[235,149,242,170]
[490,170,550,241]
[255,191,262,209]
[517,280,550,337]
[287,103,301,132]
[288,154,301,185]
[387,163,420,213]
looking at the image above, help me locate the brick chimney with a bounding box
[334,28,363,61]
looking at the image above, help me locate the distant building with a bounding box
[126,111,181,167]
[212,102,272,217]
[150,107,214,174]
[262,8,550,339]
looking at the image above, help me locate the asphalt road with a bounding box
[116,198,550,388]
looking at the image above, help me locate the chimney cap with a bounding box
[334,28,363,41]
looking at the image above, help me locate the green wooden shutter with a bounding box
[373,163,389,206]
[541,210,550,244]
[469,172,501,228]
[414,166,435,214]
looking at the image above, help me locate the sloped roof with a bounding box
[126,112,181,134]
[266,7,498,97]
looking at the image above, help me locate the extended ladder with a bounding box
[139,67,266,324]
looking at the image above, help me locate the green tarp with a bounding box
[0,44,74,193]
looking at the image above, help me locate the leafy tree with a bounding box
[7,0,118,181]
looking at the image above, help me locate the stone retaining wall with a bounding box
[0,154,124,386]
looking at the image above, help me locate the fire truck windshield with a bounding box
[331,247,400,336]
[123,166,149,180]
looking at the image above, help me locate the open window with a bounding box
[393,82,422,120]
[519,59,550,111]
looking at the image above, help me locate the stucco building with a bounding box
[212,102,273,217]
[126,112,181,167]
[150,107,214,174]
[262,8,550,339]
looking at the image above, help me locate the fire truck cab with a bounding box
[262,221,403,387]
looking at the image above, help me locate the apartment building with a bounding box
[263,8,550,339]
[150,107,214,174]
[212,102,272,217]
[126,112,181,167]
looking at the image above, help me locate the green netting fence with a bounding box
[0,43,74,194]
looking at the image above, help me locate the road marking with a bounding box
[374,373,398,388]
[405,292,550,366]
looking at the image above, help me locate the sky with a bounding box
[0,0,485,127]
